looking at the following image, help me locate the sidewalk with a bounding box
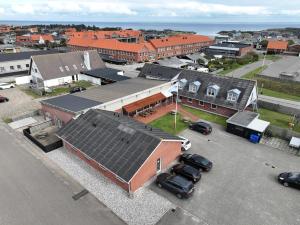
[259,95,300,111]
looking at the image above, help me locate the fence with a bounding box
[266,125,300,141]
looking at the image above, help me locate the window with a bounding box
[227,93,237,101]
[207,88,215,96]
[187,98,193,103]
[17,65,21,69]
[211,104,217,109]
[26,64,29,68]
[199,101,204,106]
[10,66,14,70]
[189,85,197,93]
[156,158,162,173]
[0,67,5,72]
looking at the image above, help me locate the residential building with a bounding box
[41,77,173,126]
[68,38,156,63]
[57,109,182,193]
[0,25,11,33]
[205,41,253,57]
[267,40,288,54]
[0,50,58,77]
[139,64,257,118]
[288,44,300,55]
[16,34,55,46]
[29,50,105,89]
[149,34,214,59]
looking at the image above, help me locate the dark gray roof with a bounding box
[82,68,130,82]
[226,111,259,127]
[32,50,105,80]
[57,109,181,182]
[210,42,251,49]
[139,64,256,110]
[41,94,102,113]
[0,50,59,63]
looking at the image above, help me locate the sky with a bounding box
[1,0,300,23]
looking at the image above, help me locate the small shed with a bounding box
[226,111,270,143]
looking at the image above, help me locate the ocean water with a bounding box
[1,21,300,36]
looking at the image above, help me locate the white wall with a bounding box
[93,81,173,112]
[15,75,32,85]
[78,74,101,85]
[0,59,30,74]
[43,75,73,88]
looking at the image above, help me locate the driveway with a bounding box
[0,87,41,119]
[151,124,300,225]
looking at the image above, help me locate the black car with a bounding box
[70,86,86,94]
[189,122,212,135]
[180,153,213,171]
[170,164,201,183]
[156,173,194,199]
[0,96,9,103]
[278,172,300,189]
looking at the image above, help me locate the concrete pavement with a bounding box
[225,59,273,78]
[0,123,125,225]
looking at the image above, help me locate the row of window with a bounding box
[0,64,29,72]
[185,98,217,109]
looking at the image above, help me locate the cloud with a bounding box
[279,9,300,16]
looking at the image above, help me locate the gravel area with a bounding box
[47,147,175,225]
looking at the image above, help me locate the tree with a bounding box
[260,40,268,48]
[288,40,295,46]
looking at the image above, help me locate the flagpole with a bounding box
[174,80,179,131]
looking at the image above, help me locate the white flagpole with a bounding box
[174,80,178,131]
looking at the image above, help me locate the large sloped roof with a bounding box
[139,64,256,111]
[57,109,181,182]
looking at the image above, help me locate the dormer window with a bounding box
[189,81,201,93]
[227,89,241,102]
[179,78,187,90]
[206,84,220,97]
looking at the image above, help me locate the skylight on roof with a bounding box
[59,66,64,72]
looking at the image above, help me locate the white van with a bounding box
[178,136,191,151]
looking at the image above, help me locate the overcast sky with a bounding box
[1,0,300,23]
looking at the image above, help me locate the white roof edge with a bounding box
[247,118,270,133]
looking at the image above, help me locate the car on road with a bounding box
[170,164,201,183]
[156,173,195,199]
[178,136,191,151]
[70,86,86,94]
[0,96,9,103]
[189,121,212,135]
[0,83,15,90]
[180,153,213,171]
[278,172,300,189]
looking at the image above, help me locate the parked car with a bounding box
[180,153,213,171]
[178,136,191,151]
[156,173,195,199]
[278,172,300,189]
[170,164,201,183]
[70,86,86,94]
[189,121,212,135]
[0,96,9,103]
[0,83,15,90]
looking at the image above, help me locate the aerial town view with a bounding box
[0,1,300,225]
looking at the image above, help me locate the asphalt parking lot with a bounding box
[0,87,41,119]
[151,124,300,225]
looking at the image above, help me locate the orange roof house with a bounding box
[31,34,54,42]
[267,40,288,53]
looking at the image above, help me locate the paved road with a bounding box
[0,123,125,225]
[259,95,300,110]
[225,59,272,78]
[151,123,300,225]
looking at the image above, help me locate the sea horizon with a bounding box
[1,20,300,36]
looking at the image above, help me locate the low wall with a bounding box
[267,125,300,141]
[12,110,41,122]
[15,75,32,85]
[29,120,52,133]
[258,100,300,115]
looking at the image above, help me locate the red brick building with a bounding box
[57,109,182,193]
[16,34,54,45]
[267,40,288,54]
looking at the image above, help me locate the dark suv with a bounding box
[170,164,201,183]
[189,122,212,135]
[278,172,300,189]
[70,86,86,94]
[0,96,9,103]
[180,153,213,171]
[156,173,195,199]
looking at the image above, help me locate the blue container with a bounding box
[249,134,260,144]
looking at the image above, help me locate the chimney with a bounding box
[84,51,91,70]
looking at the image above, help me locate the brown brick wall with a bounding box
[180,96,237,118]
[130,141,181,192]
[41,104,75,125]
[239,46,253,56]
[64,141,130,191]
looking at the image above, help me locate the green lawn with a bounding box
[150,114,188,135]
[258,108,300,133]
[182,106,227,126]
[259,54,282,61]
[218,63,242,76]
[261,89,300,102]
[242,66,267,79]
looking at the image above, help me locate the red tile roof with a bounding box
[149,34,213,48]
[31,34,54,42]
[68,38,154,53]
[66,30,142,39]
[267,40,288,50]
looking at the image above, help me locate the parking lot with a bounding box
[0,87,41,119]
[151,124,300,225]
